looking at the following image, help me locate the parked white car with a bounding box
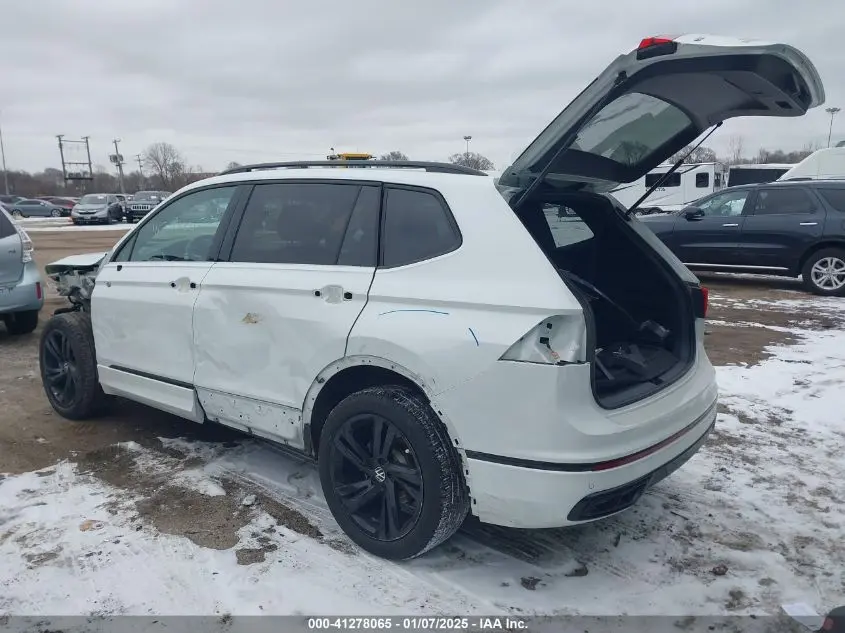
[39,34,824,559]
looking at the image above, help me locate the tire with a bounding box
[4,310,38,335]
[801,248,845,296]
[318,386,469,560]
[39,311,110,420]
[12,210,23,219]
[50,209,61,218]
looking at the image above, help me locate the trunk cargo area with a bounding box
[514,191,696,409]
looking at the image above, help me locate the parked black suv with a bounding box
[639,180,845,296]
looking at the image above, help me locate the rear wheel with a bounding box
[12,210,23,219]
[50,209,61,218]
[318,386,469,559]
[802,248,845,296]
[39,312,111,420]
[4,310,38,335]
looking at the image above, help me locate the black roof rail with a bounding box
[218,160,488,176]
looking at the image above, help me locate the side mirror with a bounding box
[683,207,704,220]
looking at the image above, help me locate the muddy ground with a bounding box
[0,230,838,561]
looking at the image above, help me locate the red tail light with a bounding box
[35,282,42,300]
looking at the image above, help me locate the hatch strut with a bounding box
[624,122,723,217]
[510,71,629,211]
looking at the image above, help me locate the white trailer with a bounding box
[609,162,728,214]
[777,147,845,181]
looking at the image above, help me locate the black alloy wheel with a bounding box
[42,329,79,408]
[330,413,424,542]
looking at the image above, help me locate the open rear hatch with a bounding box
[499,34,824,199]
[498,34,824,408]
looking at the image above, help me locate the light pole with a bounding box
[0,112,9,195]
[826,107,841,147]
[463,135,472,163]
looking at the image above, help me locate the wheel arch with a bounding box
[796,239,845,275]
[301,355,464,458]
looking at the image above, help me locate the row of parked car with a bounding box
[0,191,172,224]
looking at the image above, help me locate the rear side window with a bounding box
[381,187,461,267]
[543,204,594,248]
[754,188,815,215]
[230,182,369,266]
[695,173,710,188]
[818,188,845,213]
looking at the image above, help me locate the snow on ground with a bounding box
[20,221,133,233]
[1,295,844,619]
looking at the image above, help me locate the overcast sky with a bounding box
[2,0,844,175]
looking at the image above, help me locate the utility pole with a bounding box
[111,138,126,194]
[0,111,9,195]
[56,134,67,181]
[135,154,144,188]
[826,107,841,147]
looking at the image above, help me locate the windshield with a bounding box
[79,194,108,205]
[134,191,165,202]
[569,93,691,167]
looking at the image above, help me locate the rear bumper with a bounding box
[464,401,716,528]
[0,262,44,314]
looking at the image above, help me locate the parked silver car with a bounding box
[0,205,43,335]
[71,193,124,225]
[9,198,67,218]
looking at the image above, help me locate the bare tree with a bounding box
[225,161,242,171]
[143,142,186,190]
[727,135,745,165]
[448,151,494,171]
[669,145,717,164]
[378,151,409,161]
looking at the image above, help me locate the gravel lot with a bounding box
[1,229,843,620]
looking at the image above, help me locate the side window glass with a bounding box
[230,182,361,265]
[754,188,815,215]
[337,186,380,267]
[112,233,137,262]
[128,186,236,262]
[696,190,749,217]
[382,187,461,267]
[0,212,14,239]
[695,173,709,188]
[542,203,594,248]
[819,188,845,212]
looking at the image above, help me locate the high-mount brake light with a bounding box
[636,36,678,60]
[638,36,674,49]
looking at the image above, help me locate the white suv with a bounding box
[39,35,824,559]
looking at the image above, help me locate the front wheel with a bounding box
[39,311,111,420]
[802,248,845,296]
[318,386,469,560]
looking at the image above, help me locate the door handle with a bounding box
[722,223,739,227]
[799,222,818,226]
